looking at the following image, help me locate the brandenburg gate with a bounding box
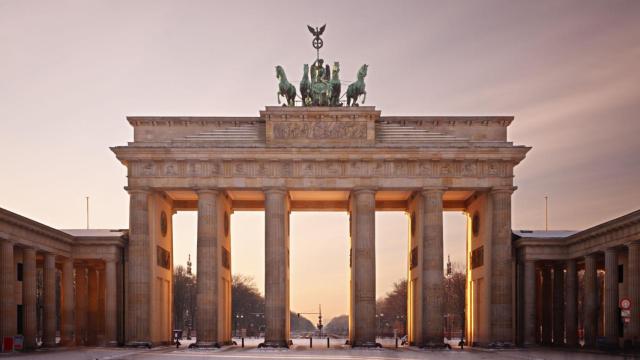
[111,105,530,347]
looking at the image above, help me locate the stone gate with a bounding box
[111,105,530,347]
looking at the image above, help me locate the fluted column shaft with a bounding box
[75,265,88,345]
[490,188,514,343]
[541,264,552,345]
[604,248,619,347]
[264,188,290,347]
[583,254,598,347]
[105,260,118,345]
[61,259,75,345]
[349,189,376,347]
[552,263,565,345]
[42,253,57,347]
[564,259,578,347]
[523,260,536,345]
[0,240,16,340]
[628,242,640,346]
[22,248,37,349]
[421,188,444,346]
[87,268,98,345]
[195,189,220,346]
[126,189,150,344]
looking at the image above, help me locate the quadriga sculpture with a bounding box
[329,62,341,107]
[300,64,312,106]
[276,65,296,106]
[346,64,368,106]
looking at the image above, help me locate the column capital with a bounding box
[421,186,446,195]
[584,252,599,260]
[490,186,517,194]
[351,187,376,195]
[125,186,151,195]
[627,240,640,248]
[22,246,36,254]
[196,188,220,196]
[0,236,15,245]
[605,247,619,254]
[263,187,288,195]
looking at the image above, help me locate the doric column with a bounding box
[583,253,598,347]
[0,240,16,341]
[75,264,88,345]
[22,247,37,349]
[628,241,640,346]
[421,187,445,346]
[126,188,151,344]
[564,259,578,347]
[61,258,75,345]
[264,188,290,347]
[195,189,221,347]
[604,248,619,347]
[490,187,515,343]
[541,264,552,345]
[98,269,105,342]
[523,260,536,346]
[552,263,565,345]
[105,259,118,345]
[87,268,98,345]
[349,189,376,347]
[42,253,57,347]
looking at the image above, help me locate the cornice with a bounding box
[0,208,75,245]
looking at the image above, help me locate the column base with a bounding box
[41,341,57,348]
[189,341,221,348]
[258,340,290,348]
[60,339,76,347]
[351,340,382,348]
[125,341,152,348]
[420,342,450,349]
[487,341,514,349]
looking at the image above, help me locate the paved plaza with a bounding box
[0,339,640,360]
[1,338,633,360]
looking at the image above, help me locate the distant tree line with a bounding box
[323,265,467,338]
[172,268,315,336]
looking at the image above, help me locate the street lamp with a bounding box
[235,313,244,337]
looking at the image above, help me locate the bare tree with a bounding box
[443,264,466,338]
[376,279,408,337]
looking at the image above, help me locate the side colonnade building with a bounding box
[0,208,126,349]
[515,209,640,349]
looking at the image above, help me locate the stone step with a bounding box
[376,123,466,142]
[178,125,264,142]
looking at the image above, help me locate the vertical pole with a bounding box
[544,196,548,232]
[86,196,90,229]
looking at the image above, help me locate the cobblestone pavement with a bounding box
[0,338,631,359]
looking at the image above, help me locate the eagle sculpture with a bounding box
[307,24,326,37]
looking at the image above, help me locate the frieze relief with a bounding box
[272,120,368,140]
[130,159,513,179]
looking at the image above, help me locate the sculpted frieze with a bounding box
[272,120,367,140]
[130,159,512,179]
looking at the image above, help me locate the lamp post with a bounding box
[235,313,244,337]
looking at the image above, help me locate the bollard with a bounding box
[327,336,330,348]
[395,337,398,348]
[310,337,313,348]
[241,337,244,348]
